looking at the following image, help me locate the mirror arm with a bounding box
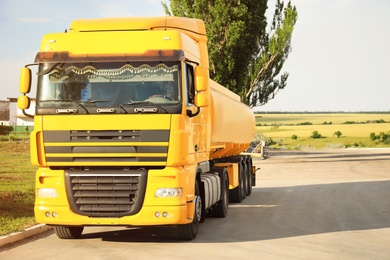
[186,107,200,118]
[22,109,34,118]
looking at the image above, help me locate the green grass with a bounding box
[0,140,37,236]
[255,113,390,149]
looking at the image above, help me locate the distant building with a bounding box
[0,98,35,126]
[0,100,10,125]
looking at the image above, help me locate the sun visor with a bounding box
[34,50,185,63]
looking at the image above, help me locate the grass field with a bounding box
[256,113,390,125]
[0,140,37,236]
[255,113,390,149]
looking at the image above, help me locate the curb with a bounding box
[0,224,53,248]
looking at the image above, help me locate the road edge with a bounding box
[0,224,52,248]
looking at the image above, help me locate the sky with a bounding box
[0,0,389,112]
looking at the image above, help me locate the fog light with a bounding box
[162,212,168,218]
[155,212,161,218]
[52,212,58,218]
[45,211,51,218]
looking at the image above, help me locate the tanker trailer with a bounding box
[209,80,256,202]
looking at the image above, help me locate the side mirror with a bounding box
[18,95,31,109]
[20,67,32,94]
[194,66,208,92]
[194,92,209,107]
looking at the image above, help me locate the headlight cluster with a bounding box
[155,188,182,198]
[37,188,58,198]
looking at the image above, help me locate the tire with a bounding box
[229,162,245,203]
[54,226,84,239]
[177,180,201,240]
[246,158,253,196]
[241,162,248,199]
[210,167,229,217]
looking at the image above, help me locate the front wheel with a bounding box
[177,180,201,240]
[54,226,84,239]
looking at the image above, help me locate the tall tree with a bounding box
[162,0,297,107]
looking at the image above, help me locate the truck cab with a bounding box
[18,17,255,240]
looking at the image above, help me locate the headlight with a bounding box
[37,188,58,198]
[155,188,183,198]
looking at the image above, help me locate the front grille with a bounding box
[43,130,169,166]
[65,170,147,217]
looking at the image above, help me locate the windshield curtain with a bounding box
[36,61,181,108]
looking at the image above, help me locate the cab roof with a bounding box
[69,16,206,36]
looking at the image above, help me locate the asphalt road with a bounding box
[1,148,390,259]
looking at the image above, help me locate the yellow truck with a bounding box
[18,16,255,240]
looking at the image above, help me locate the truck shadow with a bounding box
[81,180,390,243]
[195,180,390,242]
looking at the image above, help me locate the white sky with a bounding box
[0,0,389,112]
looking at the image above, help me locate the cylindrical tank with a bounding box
[209,80,255,157]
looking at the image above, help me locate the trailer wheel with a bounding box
[54,226,84,239]
[246,158,253,196]
[210,167,229,217]
[230,162,245,203]
[177,180,201,240]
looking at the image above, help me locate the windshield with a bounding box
[36,61,181,114]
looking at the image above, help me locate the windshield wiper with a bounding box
[40,99,74,102]
[80,100,110,103]
[40,99,89,114]
[125,101,168,113]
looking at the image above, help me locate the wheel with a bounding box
[210,167,229,217]
[229,162,245,203]
[177,180,201,240]
[246,158,253,196]
[54,226,84,239]
[241,161,250,199]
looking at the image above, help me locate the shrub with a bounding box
[311,131,322,139]
[379,132,387,142]
[297,122,312,125]
[291,134,298,140]
[370,131,390,143]
[275,138,285,146]
[0,125,14,135]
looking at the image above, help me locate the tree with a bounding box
[334,131,342,138]
[162,0,298,107]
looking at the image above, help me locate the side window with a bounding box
[186,63,195,105]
